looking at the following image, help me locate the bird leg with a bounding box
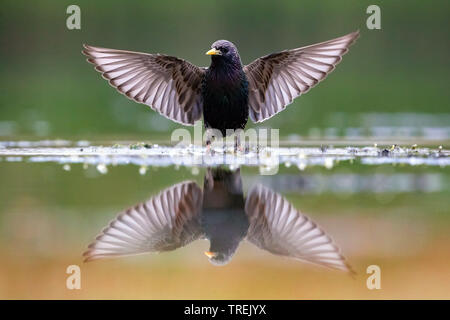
[234,134,244,153]
[232,130,247,153]
[204,168,214,191]
[205,128,216,154]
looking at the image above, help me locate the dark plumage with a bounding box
[203,40,249,136]
[82,31,359,137]
[201,167,248,265]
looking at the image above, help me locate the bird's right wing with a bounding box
[83,45,205,125]
[245,184,353,273]
[83,181,203,262]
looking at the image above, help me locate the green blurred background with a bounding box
[1,0,449,140]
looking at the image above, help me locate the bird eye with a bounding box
[221,47,228,53]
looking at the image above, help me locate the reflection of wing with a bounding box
[83,182,203,262]
[245,184,352,272]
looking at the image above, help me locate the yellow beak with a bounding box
[206,48,221,55]
[204,251,218,258]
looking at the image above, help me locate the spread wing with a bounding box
[83,181,203,262]
[244,31,359,123]
[83,45,205,125]
[245,184,353,273]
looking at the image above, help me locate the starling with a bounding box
[201,168,249,266]
[82,31,359,141]
[83,168,353,273]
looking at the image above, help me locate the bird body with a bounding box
[202,56,249,136]
[201,168,248,265]
[83,31,359,138]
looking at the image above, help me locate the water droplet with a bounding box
[298,162,307,171]
[96,164,108,174]
[139,166,147,175]
[324,158,334,169]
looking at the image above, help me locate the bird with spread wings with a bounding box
[83,31,359,138]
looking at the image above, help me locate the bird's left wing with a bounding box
[244,31,359,123]
[83,181,203,262]
[245,184,353,273]
[83,45,205,125]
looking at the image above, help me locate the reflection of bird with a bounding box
[201,168,249,265]
[83,31,359,142]
[84,168,352,273]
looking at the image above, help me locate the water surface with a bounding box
[0,140,449,299]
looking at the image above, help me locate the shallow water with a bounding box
[1,140,448,170]
[0,140,449,299]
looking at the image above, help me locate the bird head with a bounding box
[206,40,241,65]
[204,250,234,266]
[203,232,246,266]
